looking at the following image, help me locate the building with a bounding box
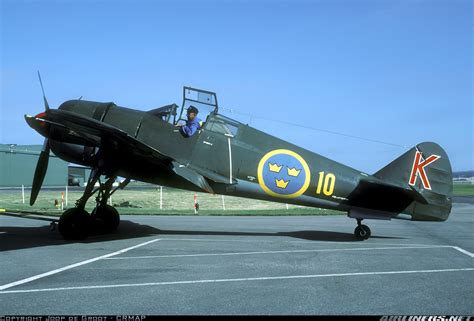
[0,144,68,187]
[68,165,92,187]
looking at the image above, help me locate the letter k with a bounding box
[409,150,441,190]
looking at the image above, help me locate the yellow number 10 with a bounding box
[316,172,336,196]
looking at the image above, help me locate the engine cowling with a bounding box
[49,140,97,167]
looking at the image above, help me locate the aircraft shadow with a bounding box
[153,229,403,242]
[0,220,403,252]
[0,221,159,252]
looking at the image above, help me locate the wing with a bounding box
[25,109,171,163]
[0,209,59,223]
[25,110,220,193]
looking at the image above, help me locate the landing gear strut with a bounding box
[57,167,128,240]
[354,218,371,240]
[87,173,119,234]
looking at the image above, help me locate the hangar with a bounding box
[0,144,68,188]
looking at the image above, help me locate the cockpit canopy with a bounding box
[176,86,218,125]
[147,87,218,126]
[146,86,242,138]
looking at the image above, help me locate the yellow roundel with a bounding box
[257,149,311,198]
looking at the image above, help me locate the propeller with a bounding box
[30,139,50,205]
[37,71,50,111]
[30,71,51,206]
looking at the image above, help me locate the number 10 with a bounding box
[316,172,336,196]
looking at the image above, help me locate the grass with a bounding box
[0,186,342,216]
[452,182,474,196]
[1,182,471,216]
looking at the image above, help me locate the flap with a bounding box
[171,161,214,194]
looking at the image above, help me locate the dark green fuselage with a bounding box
[53,99,369,212]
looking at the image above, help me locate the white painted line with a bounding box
[452,246,474,258]
[106,245,452,260]
[0,238,161,291]
[157,239,473,258]
[1,268,473,294]
[157,237,440,247]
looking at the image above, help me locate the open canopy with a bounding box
[147,86,219,125]
[175,86,219,125]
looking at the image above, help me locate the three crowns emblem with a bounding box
[268,163,301,189]
[275,179,289,189]
[287,167,300,177]
[268,163,282,173]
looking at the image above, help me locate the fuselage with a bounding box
[41,100,377,212]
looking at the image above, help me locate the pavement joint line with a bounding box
[0,238,161,291]
[1,268,473,294]
[105,245,455,260]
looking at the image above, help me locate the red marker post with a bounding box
[194,193,199,214]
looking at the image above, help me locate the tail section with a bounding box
[374,142,452,221]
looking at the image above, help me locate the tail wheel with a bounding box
[92,205,120,233]
[354,225,371,240]
[58,208,91,240]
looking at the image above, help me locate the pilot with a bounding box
[176,105,202,137]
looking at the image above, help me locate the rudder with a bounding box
[374,142,453,221]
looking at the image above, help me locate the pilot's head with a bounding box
[187,106,199,121]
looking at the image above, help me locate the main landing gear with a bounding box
[58,168,128,240]
[354,218,371,240]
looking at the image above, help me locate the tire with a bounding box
[354,225,371,240]
[58,208,91,240]
[92,204,120,233]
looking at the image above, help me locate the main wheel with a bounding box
[354,225,371,240]
[92,204,120,234]
[58,208,91,240]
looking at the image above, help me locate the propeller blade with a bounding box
[30,139,50,205]
[37,71,50,111]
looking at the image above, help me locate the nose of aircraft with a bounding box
[34,111,47,119]
[24,111,50,138]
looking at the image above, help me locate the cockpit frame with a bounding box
[174,86,219,126]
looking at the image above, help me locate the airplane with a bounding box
[23,73,453,240]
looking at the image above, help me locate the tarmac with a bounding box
[0,202,473,315]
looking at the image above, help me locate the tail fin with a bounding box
[374,142,453,221]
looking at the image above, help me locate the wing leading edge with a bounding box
[24,110,225,194]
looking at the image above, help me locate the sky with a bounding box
[1,0,472,173]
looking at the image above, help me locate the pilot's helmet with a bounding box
[187,106,199,115]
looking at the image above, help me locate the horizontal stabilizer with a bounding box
[346,178,416,214]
